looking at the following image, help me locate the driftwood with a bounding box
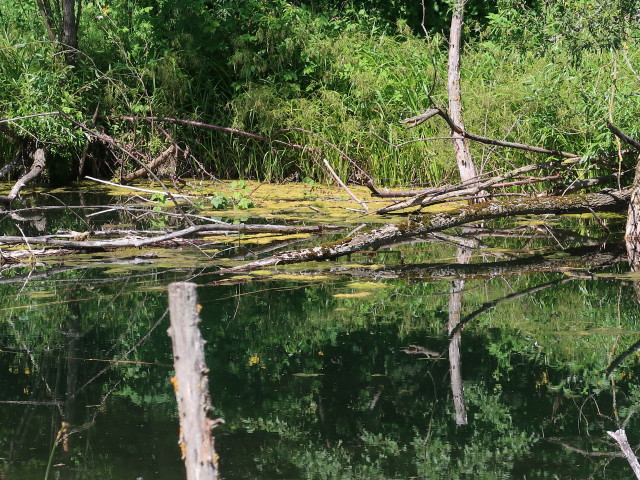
[168,282,221,480]
[218,188,630,273]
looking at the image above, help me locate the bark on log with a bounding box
[168,282,220,480]
[219,189,631,273]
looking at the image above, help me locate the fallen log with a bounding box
[0,223,342,250]
[120,145,177,184]
[218,188,630,273]
[0,147,47,203]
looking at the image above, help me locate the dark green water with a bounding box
[1,193,640,479]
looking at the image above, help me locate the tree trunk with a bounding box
[448,247,471,425]
[447,0,478,184]
[625,155,640,244]
[61,0,78,64]
[607,429,640,480]
[35,0,80,65]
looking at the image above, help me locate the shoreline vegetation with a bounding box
[0,0,639,269]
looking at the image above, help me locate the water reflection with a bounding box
[1,216,640,478]
[448,246,471,425]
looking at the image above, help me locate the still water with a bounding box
[1,188,639,479]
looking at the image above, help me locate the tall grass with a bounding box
[1,0,638,186]
[220,7,640,186]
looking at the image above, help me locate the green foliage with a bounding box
[1,0,639,185]
[209,180,256,210]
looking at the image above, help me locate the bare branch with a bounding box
[607,121,640,151]
[401,107,580,159]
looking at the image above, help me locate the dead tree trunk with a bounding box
[607,429,640,480]
[447,0,478,185]
[625,155,640,245]
[168,282,221,480]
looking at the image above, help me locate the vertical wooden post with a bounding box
[167,282,220,480]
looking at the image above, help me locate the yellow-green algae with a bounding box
[69,179,402,226]
[345,281,388,290]
[333,291,373,298]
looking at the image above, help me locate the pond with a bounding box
[1,183,639,479]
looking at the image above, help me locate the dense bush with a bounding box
[0,0,638,184]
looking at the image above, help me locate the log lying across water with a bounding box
[219,188,631,273]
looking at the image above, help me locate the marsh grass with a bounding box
[220,8,640,186]
[1,1,638,187]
